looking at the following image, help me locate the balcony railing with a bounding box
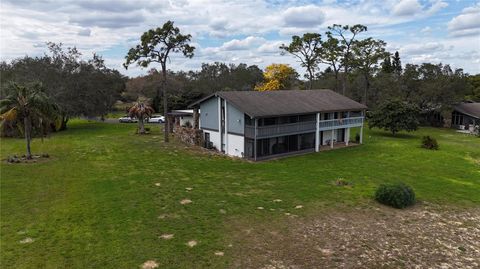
[318,116,364,131]
[245,121,316,138]
[244,117,364,139]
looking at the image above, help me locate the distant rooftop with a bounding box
[190,89,367,118]
[454,102,480,119]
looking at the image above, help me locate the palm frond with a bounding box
[0,107,17,121]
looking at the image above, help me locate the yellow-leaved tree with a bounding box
[254,64,298,91]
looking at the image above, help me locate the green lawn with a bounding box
[1,120,479,268]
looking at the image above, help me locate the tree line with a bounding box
[1,42,126,133]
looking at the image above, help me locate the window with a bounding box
[299,133,315,150]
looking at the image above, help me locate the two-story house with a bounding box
[189,89,367,160]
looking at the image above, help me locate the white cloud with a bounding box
[258,41,284,54]
[421,26,432,33]
[0,0,478,76]
[282,5,325,27]
[448,3,480,36]
[219,36,266,51]
[399,42,448,55]
[393,0,423,16]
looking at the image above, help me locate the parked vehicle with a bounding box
[118,116,138,123]
[148,115,165,123]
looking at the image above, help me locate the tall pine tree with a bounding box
[392,51,402,75]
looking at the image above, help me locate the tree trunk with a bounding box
[59,115,69,131]
[364,74,370,106]
[307,68,313,90]
[24,117,32,159]
[162,65,169,142]
[333,67,339,93]
[138,116,145,134]
[342,66,347,96]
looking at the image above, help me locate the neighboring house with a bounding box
[189,89,367,160]
[451,102,480,131]
[169,109,194,127]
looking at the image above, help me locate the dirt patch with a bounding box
[159,234,174,240]
[180,199,192,205]
[19,237,34,244]
[187,240,197,247]
[141,260,158,269]
[230,203,480,268]
[4,154,51,164]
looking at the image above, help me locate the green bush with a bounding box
[421,136,439,150]
[375,182,415,208]
[355,133,360,143]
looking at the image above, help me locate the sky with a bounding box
[1,0,479,78]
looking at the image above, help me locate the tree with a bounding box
[368,99,419,135]
[280,33,322,90]
[124,21,195,142]
[0,82,56,158]
[352,38,388,105]
[319,36,343,92]
[128,99,154,134]
[381,54,393,73]
[254,64,298,91]
[327,24,367,95]
[0,43,125,131]
[466,74,480,101]
[392,51,402,75]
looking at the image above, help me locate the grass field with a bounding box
[1,120,479,268]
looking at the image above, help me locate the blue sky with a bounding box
[1,0,479,77]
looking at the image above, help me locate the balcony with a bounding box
[245,121,316,138]
[318,116,364,131]
[245,116,364,139]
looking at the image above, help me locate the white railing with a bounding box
[318,116,364,130]
[245,121,316,138]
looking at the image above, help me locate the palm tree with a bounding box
[0,82,57,159]
[128,100,154,134]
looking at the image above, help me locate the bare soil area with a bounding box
[230,202,480,269]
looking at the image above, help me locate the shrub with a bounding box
[355,133,360,143]
[421,136,438,150]
[375,182,415,209]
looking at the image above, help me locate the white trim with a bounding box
[315,113,320,152]
[217,97,222,150]
[225,100,228,154]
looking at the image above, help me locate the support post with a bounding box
[345,128,349,146]
[218,97,222,152]
[254,118,257,161]
[360,112,365,144]
[330,129,334,149]
[225,101,228,155]
[315,113,320,152]
[360,125,364,144]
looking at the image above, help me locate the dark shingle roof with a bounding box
[190,89,367,118]
[454,102,480,119]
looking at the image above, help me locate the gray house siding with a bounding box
[227,102,244,135]
[200,97,219,130]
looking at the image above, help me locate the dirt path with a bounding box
[230,203,480,268]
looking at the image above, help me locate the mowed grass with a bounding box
[1,120,479,268]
